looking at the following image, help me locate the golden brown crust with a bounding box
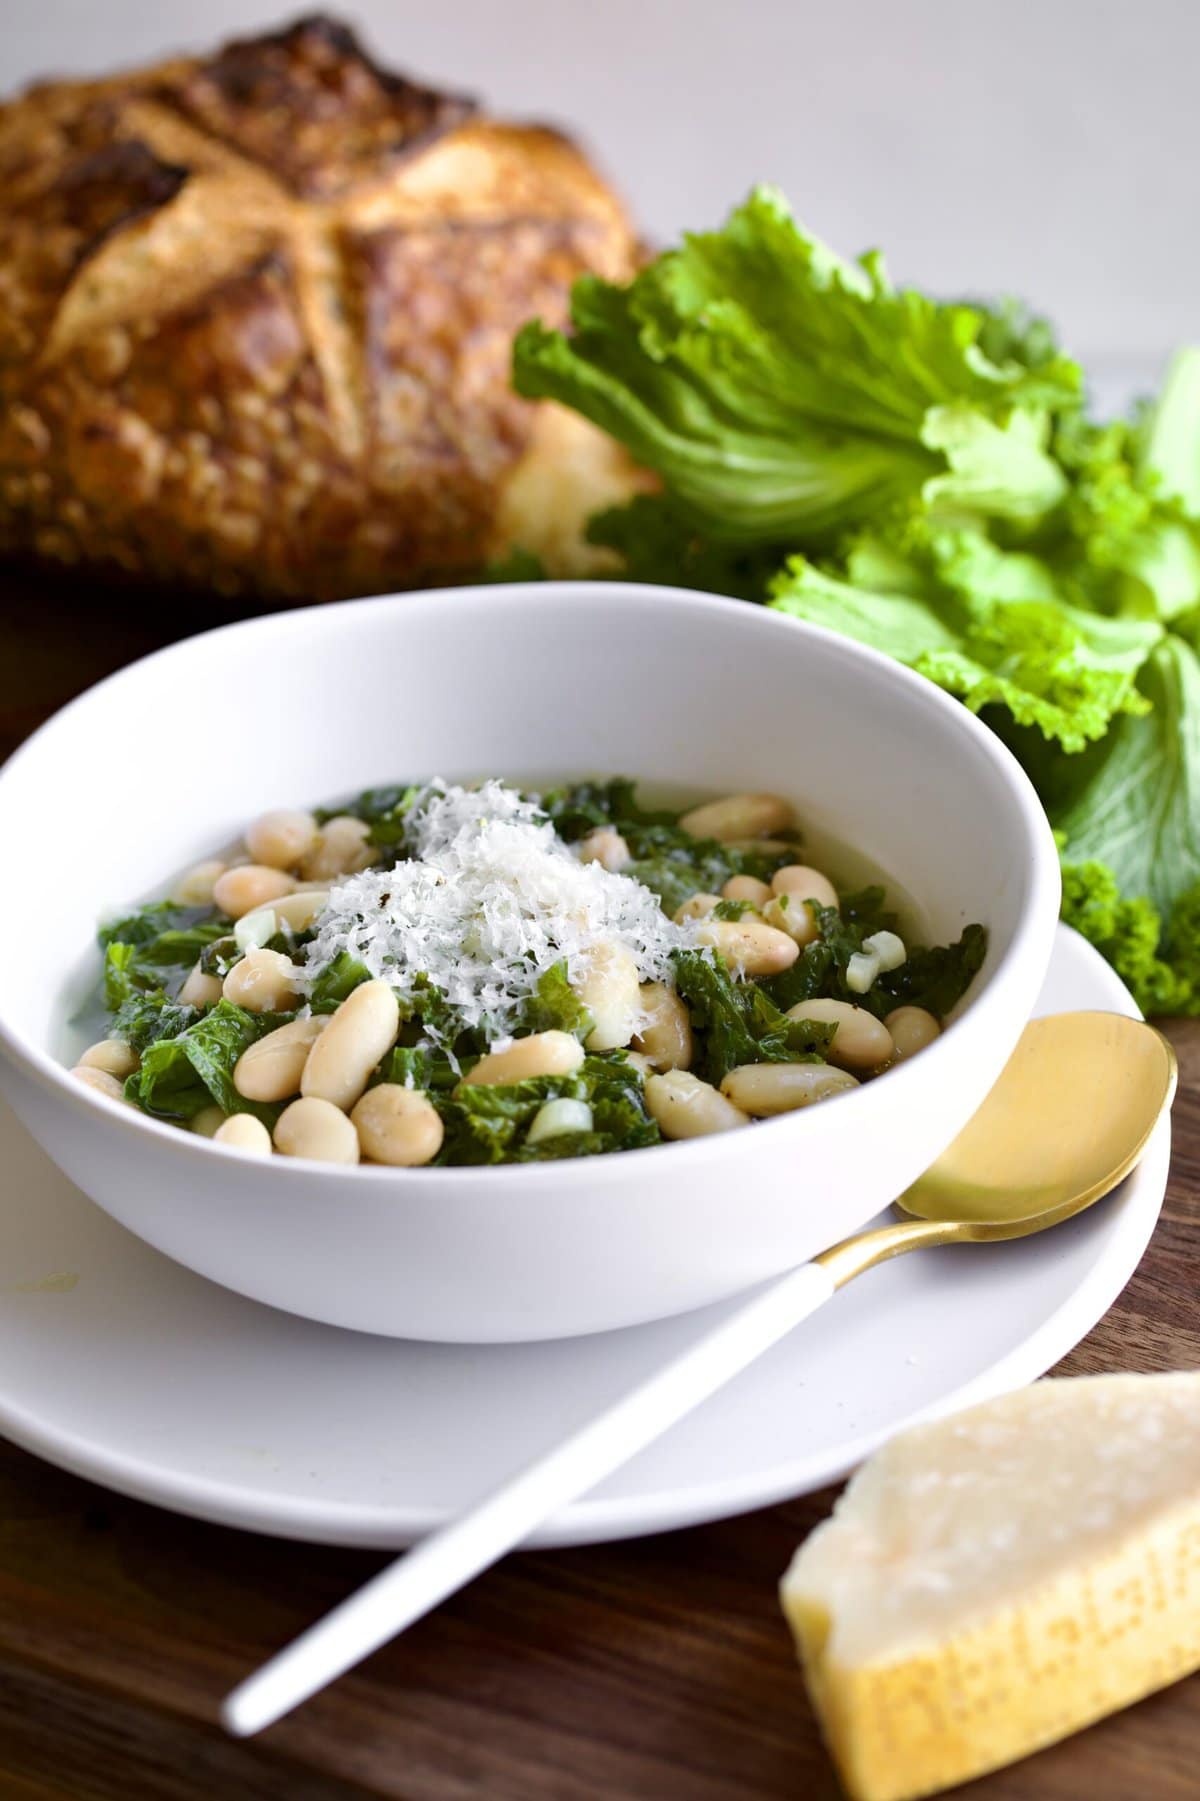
[156,16,477,202]
[0,15,638,599]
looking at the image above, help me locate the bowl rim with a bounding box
[0,580,1062,1181]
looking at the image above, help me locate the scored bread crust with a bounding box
[0,15,639,599]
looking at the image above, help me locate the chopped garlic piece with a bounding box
[234,907,278,951]
[845,951,879,994]
[862,929,906,973]
[526,1098,594,1144]
[781,1373,1200,1801]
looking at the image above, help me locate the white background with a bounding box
[5,0,1196,377]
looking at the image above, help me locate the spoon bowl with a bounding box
[899,1010,1178,1229]
[815,1012,1176,1288]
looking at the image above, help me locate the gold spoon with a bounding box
[817,1009,1176,1287]
[224,1009,1176,1739]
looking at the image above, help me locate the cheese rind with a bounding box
[780,1373,1200,1801]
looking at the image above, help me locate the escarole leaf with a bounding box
[1059,856,1197,1016]
[132,999,292,1124]
[1038,636,1200,918]
[770,552,1161,752]
[515,961,595,1042]
[436,1054,659,1164]
[1140,347,1200,519]
[514,186,1078,547]
[670,949,833,1084]
[920,404,1066,522]
[110,989,200,1054]
[98,901,231,1003]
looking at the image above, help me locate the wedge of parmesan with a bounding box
[780,1374,1200,1801]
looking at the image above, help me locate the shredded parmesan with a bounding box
[300,781,694,1045]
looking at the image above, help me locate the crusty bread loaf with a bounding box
[0,15,640,600]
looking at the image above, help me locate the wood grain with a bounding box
[1,569,1198,1800]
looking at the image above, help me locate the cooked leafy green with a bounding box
[316,783,421,853]
[374,1044,460,1094]
[542,776,796,915]
[671,948,833,1084]
[540,777,675,837]
[759,891,985,1023]
[308,951,371,1013]
[110,988,200,1055]
[712,898,757,921]
[130,999,290,1124]
[515,961,595,1042]
[99,901,231,1006]
[437,1054,659,1164]
[99,901,219,951]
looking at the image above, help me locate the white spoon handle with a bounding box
[222,1259,836,1737]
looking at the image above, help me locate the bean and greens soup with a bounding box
[71,779,987,1166]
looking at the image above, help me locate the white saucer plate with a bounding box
[0,926,1168,1549]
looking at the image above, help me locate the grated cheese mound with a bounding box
[301,780,694,1044]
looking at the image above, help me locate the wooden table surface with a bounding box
[3,572,1199,1801]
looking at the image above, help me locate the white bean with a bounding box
[525,1097,594,1146]
[464,1030,585,1086]
[674,892,721,924]
[885,1006,942,1060]
[770,865,839,910]
[721,875,771,909]
[785,999,894,1071]
[300,816,374,882]
[301,979,401,1110]
[170,858,226,906]
[213,864,294,920]
[274,1096,360,1163]
[578,828,631,872]
[70,1064,126,1101]
[351,1084,444,1166]
[644,1069,750,1138]
[79,1038,138,1079]
[720,1062,859,1116]
[575,942,641,1051]
[222,947,301,1013]
[679,793,796,842]
[234,1015,328,1102]
[214,1113,273,1155]
[761,894,821,948]
[632,982,693,1071]
[180,961,224,1008]
[267,889,330,932]
[245,808,319,871]
[697,918,800,976]
[189,1104,227,1137]
[234,887,330,951]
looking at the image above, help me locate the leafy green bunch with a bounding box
[513,188,1200,1014]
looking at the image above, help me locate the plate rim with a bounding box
[0,925,1169,1548]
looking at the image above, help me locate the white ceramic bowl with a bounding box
[0,583,1059,1342]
